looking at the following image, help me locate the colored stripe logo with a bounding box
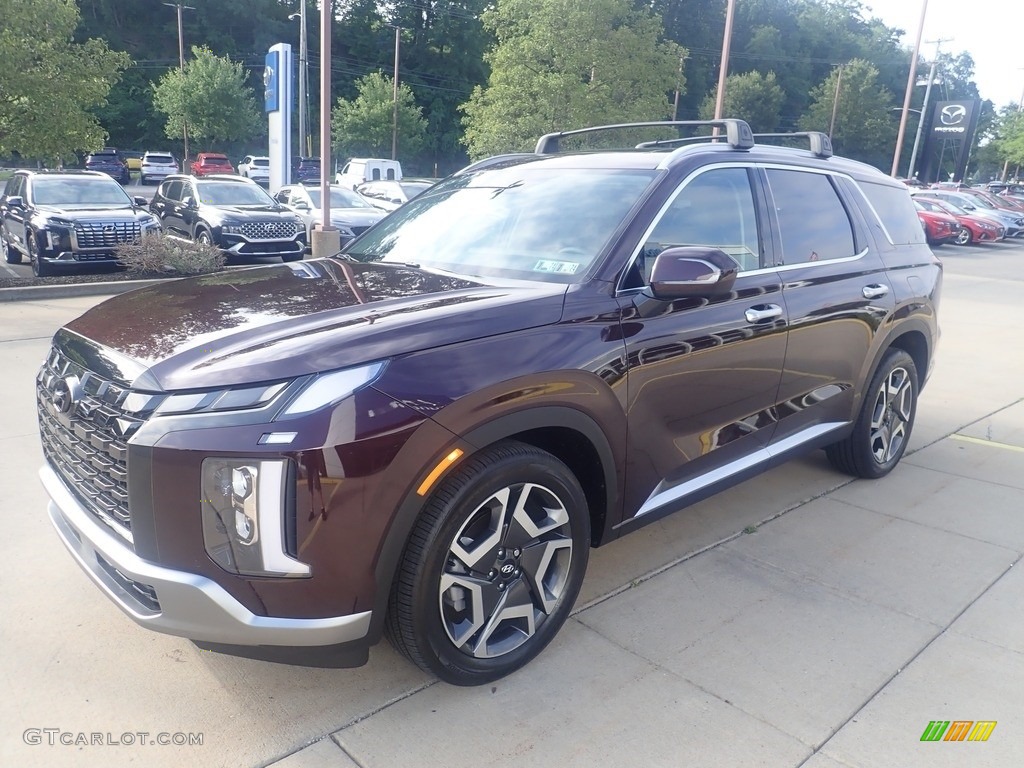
[921,721,996,742]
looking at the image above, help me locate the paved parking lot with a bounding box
[1,241,1022,767]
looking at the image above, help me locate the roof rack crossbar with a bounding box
[751,132,833,158]
[535,120,754,154]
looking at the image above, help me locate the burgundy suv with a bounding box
[37,121,941,685]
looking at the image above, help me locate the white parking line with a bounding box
[0,263,19,278]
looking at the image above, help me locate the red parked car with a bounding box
[190,153,234,177]
[915,197,1003,245]
[913,200,959,246]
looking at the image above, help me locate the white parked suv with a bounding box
[238,155,271,184]
[139,152,179,185]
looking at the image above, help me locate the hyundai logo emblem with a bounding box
[103,224,116,235]
[500,563,516,576]
[940,104,967,125]
[51,375,81,415]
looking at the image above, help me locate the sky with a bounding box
[862,0,1021,108]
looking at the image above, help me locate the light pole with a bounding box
[391,26,401,161]
[907,39,951,182]
[163,2,195,166]
[289,4,309,158]
[712,0,737,130]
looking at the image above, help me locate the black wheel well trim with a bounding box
[366,406,619,646]
[864,322,931,398]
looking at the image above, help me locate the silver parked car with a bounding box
[274,183,386,249]
[139,152,179,185]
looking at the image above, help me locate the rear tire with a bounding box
[826,348,918,479]
[3,232,21,264]
[386,441,590,685]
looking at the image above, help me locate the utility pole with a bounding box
[163,2,196,166]
[893,0,929,177]
[672,54,685,120]
[712,0,737,124]
[908,38,952,181]
[829,64,844,139]
[391,26,401,161]
[289,4,309,157]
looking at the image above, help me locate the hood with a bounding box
[35,204,146,220]
[325,208,384,227]
[213,205,293,218]
[61,259,567,391]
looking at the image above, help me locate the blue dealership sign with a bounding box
[264,51,279,112]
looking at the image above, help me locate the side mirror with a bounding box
[646,247,739,300]
[6,196,24,209]
[181,195,195,208]
[132,196,147,206]
[294,200,310,210]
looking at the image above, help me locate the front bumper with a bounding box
[43,464,372,647]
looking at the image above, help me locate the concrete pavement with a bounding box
[1,241,1022,767]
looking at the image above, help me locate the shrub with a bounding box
[115,232,225,275]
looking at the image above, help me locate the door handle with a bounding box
[862,284,890,300]
[745,304,783,323]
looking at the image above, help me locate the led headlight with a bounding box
[277,362,385,417]
[221,224,245,235]
[201,458,310,578]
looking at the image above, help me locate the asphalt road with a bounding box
[1,240,1023,768]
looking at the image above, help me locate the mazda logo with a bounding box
[941,105,967,125]
[51,375,81,415]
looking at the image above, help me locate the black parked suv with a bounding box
[38,121,940,685]
[1,169,159,276]
[84,147,131,185]
[149,174,306,261]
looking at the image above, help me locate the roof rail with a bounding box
[454,153,541,176]
[751,132,833,158]
[534,120,754,154]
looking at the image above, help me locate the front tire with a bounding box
[387,441,590,685]
[954,227,972,246]
[28,231,52,277]
[826,349,918,479]
[195,229,213,246]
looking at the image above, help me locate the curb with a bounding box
[0,279,170,303]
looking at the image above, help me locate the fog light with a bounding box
[201,458,309,577]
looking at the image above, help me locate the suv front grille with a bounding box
[236,221,299,240]
[74,221,141,249]
[36,348,153,541]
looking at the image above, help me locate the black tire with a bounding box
[386,440,590,685]
[954,227,972,246]
[826,348,918,479]
[28,231,52,277]
[3,232,21,264]
[195,229,213,246]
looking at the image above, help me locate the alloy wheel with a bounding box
[869,366,913,465]
[438,482,574,659]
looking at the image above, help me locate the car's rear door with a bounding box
[761,165,896,444]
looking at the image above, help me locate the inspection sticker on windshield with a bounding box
[533,260,580,274]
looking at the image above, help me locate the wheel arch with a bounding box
[368,406,620,646]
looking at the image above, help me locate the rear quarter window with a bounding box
[858,181,926,245]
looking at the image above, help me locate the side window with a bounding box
[5,176,24,199]
[858,181,925,245]
[275,190,290,205]
[371,168,381,181]
[162,180,183,202]
[644,167,762,274]
[765,169,856,264]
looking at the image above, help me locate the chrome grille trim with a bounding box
[36,347,158,544]
[72,221,142,249]
[236,220,299,240]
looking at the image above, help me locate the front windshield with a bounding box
[400,182,432,200]
[347,166,657,282]
[32,178,132,206]
[196,181,275,206]
[307,188,372,209]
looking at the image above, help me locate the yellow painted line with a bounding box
[950,434,1024,454]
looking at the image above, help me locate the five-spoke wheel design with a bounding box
[868,366,913,465]
[439,482,574,659]
[826,348,918,478]
[387,441,589,685]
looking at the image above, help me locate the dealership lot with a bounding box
[1,240,1022,767]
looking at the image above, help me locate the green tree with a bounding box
[0,0,129,162]
[799,60,896,170]
[699,71,785,131]
[461,0,685,160]
[152,46,261,151]
[331,72,429,159]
